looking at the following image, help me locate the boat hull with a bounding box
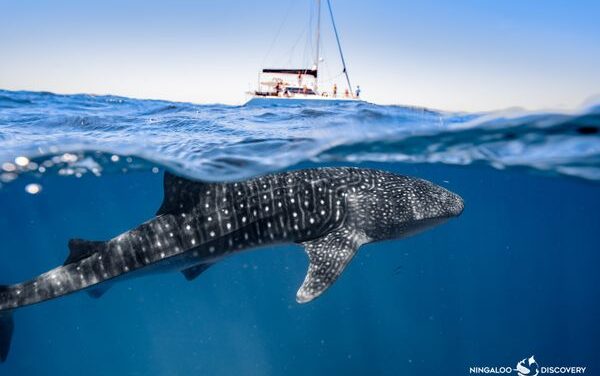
[244,96,362,107]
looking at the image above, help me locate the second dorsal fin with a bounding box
[65,239,106,266]
[156,171,219,216]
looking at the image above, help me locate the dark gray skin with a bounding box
[0,167,464,361]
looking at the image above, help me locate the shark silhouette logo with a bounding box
[469,354,587,375]
[516,356,539,376]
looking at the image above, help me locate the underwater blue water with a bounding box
[0,89,599,375]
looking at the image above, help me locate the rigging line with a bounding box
[326,0,353,94]
[320,71,344,86]
[286,26,308,66]
[286,2,312,67]
[314,0,321,69]
[302,1,315,69]
[261,0,296,67]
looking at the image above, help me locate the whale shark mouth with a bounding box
[447,192,465,217]
[399,215,458,239]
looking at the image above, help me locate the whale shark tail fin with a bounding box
[64,239,107,266]
[0,311,14,363]
[0,286,14,363]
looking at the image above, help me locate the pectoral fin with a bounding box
[86,284,111,299]
[181,263,213,281]
[296,228,368,304]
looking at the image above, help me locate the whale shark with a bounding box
[0,167,464,362]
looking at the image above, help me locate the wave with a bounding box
[0,89,599,186]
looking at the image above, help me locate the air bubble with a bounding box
[61,153,78,163]
[25,183,42,195]
[0,173,17,183]
[15,156,29,167]
[1,162,16,172]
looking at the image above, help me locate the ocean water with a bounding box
[0,89,599,375]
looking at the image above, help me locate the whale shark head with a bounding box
[353,172,464,241]
[296,169,464,304]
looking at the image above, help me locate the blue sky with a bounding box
[1,0,599,111]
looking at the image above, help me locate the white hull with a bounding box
[245,95,362,106]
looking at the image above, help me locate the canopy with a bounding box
[262,69,318,77]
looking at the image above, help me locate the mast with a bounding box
[326,0,353,95]
[314,0,321,92]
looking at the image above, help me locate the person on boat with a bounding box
[274,81,282,96]
[355,85,361,98]
[333,83,337,97]
[302,85,308,94]
[344,89,350,98]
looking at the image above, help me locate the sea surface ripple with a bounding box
[1,89,599,184]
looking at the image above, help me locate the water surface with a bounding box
[0,90,598,375]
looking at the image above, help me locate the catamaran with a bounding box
[245,0,362,106]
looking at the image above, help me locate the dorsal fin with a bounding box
[181,263,213,281]
[156,171,218,216]
[65,239,106,266]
